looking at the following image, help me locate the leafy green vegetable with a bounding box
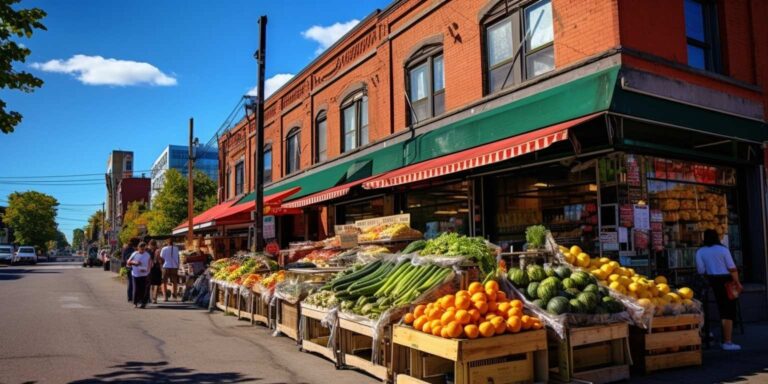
[525,225,547,249]
[419,233,495,276]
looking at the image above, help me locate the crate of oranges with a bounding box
[392,281,549,384]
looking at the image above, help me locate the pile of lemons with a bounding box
[559,245,696,315]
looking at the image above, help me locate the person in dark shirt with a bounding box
[122,237,139,302]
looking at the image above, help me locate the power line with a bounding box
[0,170,153,179]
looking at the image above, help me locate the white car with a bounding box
[13,246,37,265]
[0,245,13,263]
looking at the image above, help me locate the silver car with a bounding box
[13,246,37,265]
[0,245,12,263]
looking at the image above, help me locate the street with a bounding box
[0,263,377,384]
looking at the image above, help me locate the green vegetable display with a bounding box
[525,225,547,249]
[419,233,495,276]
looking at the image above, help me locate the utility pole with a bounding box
[187,118,196,247]
[253,15,267,252]
[101,202,105,248]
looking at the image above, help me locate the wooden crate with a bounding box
[630,314,702,374]
[392,325,548,384]
[248,290,271,326]
[299,303,338,365]
[276,299,300,342]
[337,316,407,382]
[548,322,631,384]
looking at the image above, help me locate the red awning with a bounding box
[215,186,302,225]
[362,113,600,189]
[173,200,236,233]
[282,176,377,208]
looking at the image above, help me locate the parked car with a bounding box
[12,246,37,265]
[83,246,102,267]
[0,245,13,263]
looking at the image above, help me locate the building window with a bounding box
[315,111,327,163]
[407,45,445,123]
[341,91,368,153]
[484,0,554,93]
[234,162,244,195]
[286,128,300,175]
[263,145,272,183]
[685,0,719,71]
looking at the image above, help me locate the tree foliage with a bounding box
[119,201,149,244]
[150,169,217,235]
[46,239,57,252]
[1,0,47,134]
[72,228,85,249]
[55,230,68,248]
[84,209,105,243]
[4,191,58,249]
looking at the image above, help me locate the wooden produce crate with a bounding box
[392,325,548,384]
[299,303,338,365]
[338,316,404,382]
[548,322,631,384]
[276,299,301,342]
[248,290,271,326]
[630,314,702,374]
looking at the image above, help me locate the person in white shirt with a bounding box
[160,239,181,301]
[126,242,151,308]
[696,229,742,351]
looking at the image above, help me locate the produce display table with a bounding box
[299,303,338,366]
[276,298,300,342]
[248,289,271,326]
[548,322,631,384]
[337,315,399,382]
[630,313,702,374]
[392,325,549,384]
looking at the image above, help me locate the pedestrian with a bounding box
[147,240,163,304]
[160,239,180,301]
[122,237,139,302]
[696,229,743,351]
[126,241,151,308]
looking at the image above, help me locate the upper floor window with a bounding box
[485,0,554,93]
[263,145,272,183]
[286,128,300,175]
[234,161,244,195]
[315,111,327,163]
[341,91,368,153]
[407,45,445,123]
[685,0,719,71]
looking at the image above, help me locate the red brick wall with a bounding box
[554,0,620,67]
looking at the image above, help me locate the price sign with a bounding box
[263,215,276,239]
[339,233,359,248]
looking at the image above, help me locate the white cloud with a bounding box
[31,54,177,86]
[247,73,295,98]
[302,19,359,54]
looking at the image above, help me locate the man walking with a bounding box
[160,239,180,301]
[122,237,139,302]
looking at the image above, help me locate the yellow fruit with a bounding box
[510,299,523,309]
[422,321,432,334]
[570,245,583,256]
[637,298,652,308]
[464,324,479,339]
[591,269,607,280]
[468,309,481,323]
[413,315,428,331]
[682,299,694,306]
[497,302,511,314]
[496,291,507,302]
[474,301,489,315]
[490,316,506,335]
[655,283,670,295]
[521,315,533,330]
[666,292,681,303]
[506,316,522,333]
[478,322,495,338]
[600,263,615,274]
[609,281,622,291]
[678,287,694,300]
[577,253,591,268]
[619,276,631,286]
[654,276,668,285]
[468,282,484,294]
[455,295,471,310]
[628,268,636,276]
[413,304,426,318]
[608,274,620,282]
[628,282,641,293]
[440,294,456,310]
[507,307,523,318]
[598,257,611,265]
[455,309,471,325]
[565,253,576,265]
[484,281,500,295]
[440,311,456,326]
[403,313,415,324]
[471,292,487,303]
[432,324,443,337]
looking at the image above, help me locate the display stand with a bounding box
[392,326,548,384]
[337,315,397,382]
[249,289,271,326]
[299,303,339,366]
[276,298,300,342]
[630,314,702,374]
[548,322,631,384]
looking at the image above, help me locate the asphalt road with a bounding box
[0,262,378,384]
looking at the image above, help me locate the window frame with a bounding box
[315,111,327,163]
[263,144,272,183]
[285,127,301,175]
[340,90,369,153]
[684,0,720,72]
[234,161,244,196]
[405,44,445,124]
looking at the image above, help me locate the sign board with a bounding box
[633,204,650,231]
[265,240,280,256]
[354,213,410,231]
[600,231,619,251]
[339,233,359,248]
[334,224,359,234]
[263,215,276,239]
[264,206,302,216]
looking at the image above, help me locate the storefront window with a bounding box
[336,197,384,225]
[405,180,471,239]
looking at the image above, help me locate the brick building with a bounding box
[184,0,768,318]
[116,177,150,231]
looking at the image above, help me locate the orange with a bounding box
[468,308,481,323]
[455,309,471,325]
[474,301,489,315]
[471,292,487,303]
[487,301,499,313]
[468,282,484,294]
[413,304,426,318]
[484,280,500,295]
[506,316,522,333]
[507,307,523,318]
[531,320,543,330]
[496,291,507,302]
[422,321,432,334]
[432,324,443,337]
[490,316,506,335]
[440,311,456,326]
[450,321,463,338]
[440,326,450,338]
[510,300,523,309]
[428,308,444,321]
[456,290,471,299]
[478,321,495,338]
[430,319,442,330]
[413,315,428,331]
[464,324,479,339]
[444,321,461,338]
[497,302,511,314]
[403,313,415,324]
[440,294,456,310]
[455,295,471,310]
[520,315,532,330]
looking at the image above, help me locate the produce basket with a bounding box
[629,313,702,374]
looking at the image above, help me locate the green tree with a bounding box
[55,230,68,248]
[119,201,149,244]
[1,0,47,134]
[150,169,217,235]
[4,191,58,249]
[72,228,84,249]
[84,209,105,243]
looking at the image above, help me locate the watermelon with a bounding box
[564,288,581,299]
[571,271,590,289]
[526,265,546,282]
[562,277,577,290]
[532,299,547,309]
[546,296,571,315]
[508,268,529,287]
[602,296,623,313]
[543,265,557,278]
[577,292,599,312]
[537,283,558,303]
[555,265,572,279]
[569,298,585,313]
[527,282,540,299]
[541,276,562,291]
[583,284,599,294]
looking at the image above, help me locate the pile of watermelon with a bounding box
[507,264,624,315]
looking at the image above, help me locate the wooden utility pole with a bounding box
[187,118,195,247]
[253,15,267,252]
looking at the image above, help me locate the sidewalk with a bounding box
[632,322,768,383]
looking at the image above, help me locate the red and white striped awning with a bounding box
[282,176,377,208]
[363,113,600,189]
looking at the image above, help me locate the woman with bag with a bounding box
[126,242,151,309]
[696,229,743,351]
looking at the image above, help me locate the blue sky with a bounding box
[1,0,389,242]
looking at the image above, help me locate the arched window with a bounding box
[483,0,553,93]
[406,44,444,123]
[285,128,300,175]
[315,111,327,162]
[340,90,368,153]
[263,144,272,183]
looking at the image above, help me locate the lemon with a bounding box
[570,245,582,256]
[577,253,591,268]
[677,287,694,300]
[654,275,668,285]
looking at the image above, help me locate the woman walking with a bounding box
[696,229,743,351]
[147,240,163,304]
[126,242,151,308]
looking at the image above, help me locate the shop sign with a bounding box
[334,224,359,234]
[355,213,410,231]
[265,240,280,256]
[619,204,634,227]
[626,155,641,187]
[264,206,302,216]
[263,215,275,239]
[339,233,359,248]
[599,231,619,251]
[633,205,650,231]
